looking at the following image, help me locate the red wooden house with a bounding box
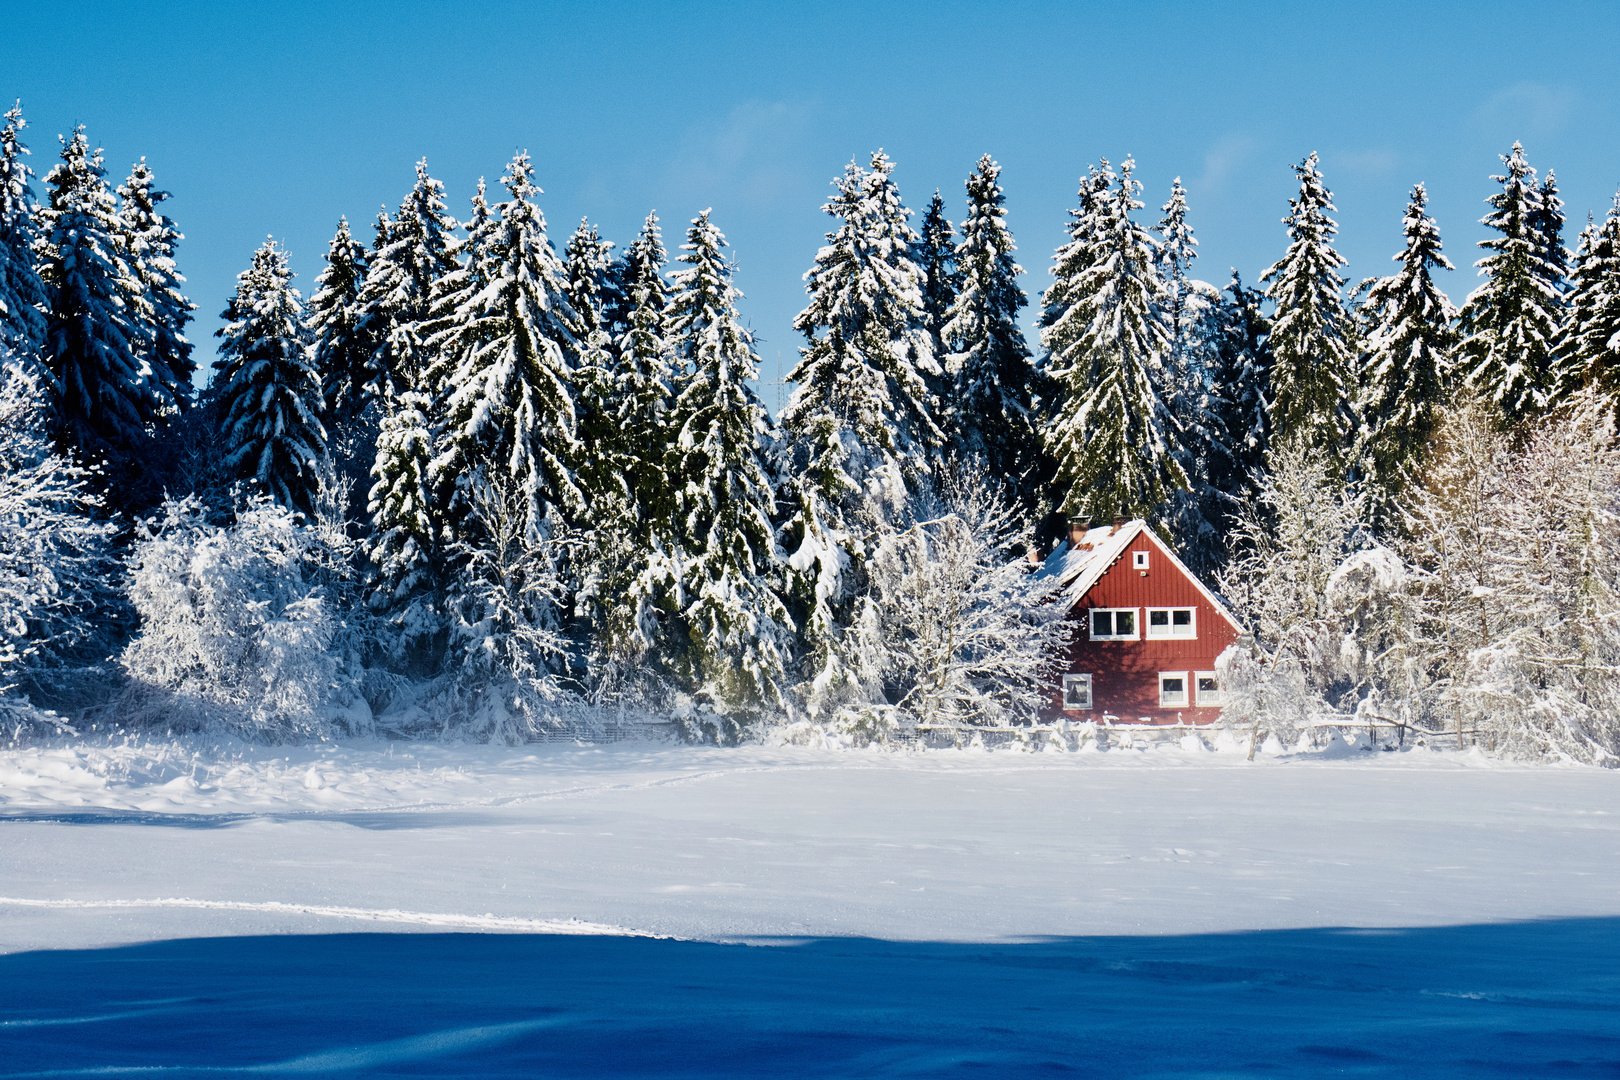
[1037,518,1242,725]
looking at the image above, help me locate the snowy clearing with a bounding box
[3,736,1619,1076]
[3,735,1618,951]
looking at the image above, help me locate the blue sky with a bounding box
[9,0,1620,395]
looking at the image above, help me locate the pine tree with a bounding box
[431,152,581,546]
[0,102,46,361]
[365,385,440,662]
[941,154,1035,498]
[1157,177,1202,377]
[1532,170,1569,287]
[563,217,626,525]
[1154,178,1227,571]
[214,238,326,516]
[784,150,942,484]
[1039,158,1186,525]
[1458,143,1565,429]
[617,212,675,521]
[665,210,792,717]
[38,127,176,475]
[572,212,676,699]
[562,217,619,340]
[354,159,459,404]
[780,151,941,707]
[1560,192,1620,415]
[309,217,374,428]
[1357,183,1458,521]
[1206,270,1272,518]
[1261,152,1354,460]
[917,189,957,351]
[115,158,195,412]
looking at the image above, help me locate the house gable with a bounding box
[1043,520,1242,724]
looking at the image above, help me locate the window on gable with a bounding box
[1146,607,1196,639]
[1062,674,1092,710]
[1159,672,1188,708]
[1133,550,1149,570]
[1089,608,1138,640]
[1195,672,1225,706]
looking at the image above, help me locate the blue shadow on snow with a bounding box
[1,920,1618,1078]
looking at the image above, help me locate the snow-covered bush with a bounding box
[801,469,1068,742]
[120,495,340,739]
[1217,437,1372,744]
[0,358,121,707]
[1403,392,1620,764]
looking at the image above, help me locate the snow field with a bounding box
[2,735,1618,953]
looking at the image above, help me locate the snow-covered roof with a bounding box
[1034,518,1244,631]
[1034,519,1145,604]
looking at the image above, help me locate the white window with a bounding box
[1062,674,1093,710]
[1133,550,1150,570]
[1145,607,1196,639]
[1088,608,1138,641]
[1159,672,1189,708]
[1195,672,1225,706]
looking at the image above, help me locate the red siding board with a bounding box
[1045,530,1238,725]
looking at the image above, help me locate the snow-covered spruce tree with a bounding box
[615,212,676,523]
[354,159,460,403]
[430,152,582,552]
[38,128,178,492]
[0,359,119,709]
[0,102,47,361]
[1260,153,1354,464]
[213,238,326,517]
[562,217,618,340]
[1356,183,1458,525]
[1457,143,1565,430]
[1205,270,1272,511]
[309,216,375,430]
[780,151,943,712]
[563,218,630,547]
[1558,193,1620,417]
[862,468,1069,736]
[120,494,341,739]
[1154,178,1227,575]
[1039,158,1186,527]
[573,212,678,703]
[942,155,1037,502]
[664,210,793,729]
[440,467,578,742]
[1532,169,1570,292]
[365,384,442,667]
[916,189,958,355]
[115,158,195,413]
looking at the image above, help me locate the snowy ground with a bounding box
[2,734,1618,1076]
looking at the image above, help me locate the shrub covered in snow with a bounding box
[119,495,342,740]
[0,359,120,708]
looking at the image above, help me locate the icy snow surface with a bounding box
[2,735,1618,1076]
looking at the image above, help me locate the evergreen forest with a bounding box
[5,102,1620,762]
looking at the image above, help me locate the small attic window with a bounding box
[1133,550,1150,570]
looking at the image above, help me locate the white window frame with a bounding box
[1088,607,1139,641]
[1158,671,1189,708]
[1061,674,1093,711]
[1194,671,1225,707]
[1145,606,1197,639]
[1133,550,1150,570]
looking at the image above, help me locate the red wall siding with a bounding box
[1045,530,1238,725]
